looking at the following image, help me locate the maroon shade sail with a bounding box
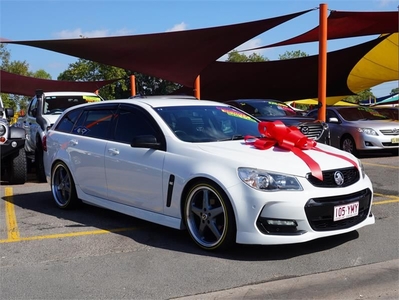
[0,10,312,88]
[0,70,119,96]
[243,10,398,51]
[174,35,387,101]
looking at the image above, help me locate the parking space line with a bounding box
[362,162,399,169]
[373,193,399,205]
[4,187,20,241]
[0,227,138,244]
[0,188,396,245]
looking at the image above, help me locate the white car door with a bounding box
[104,105,166,212]
[70,106,117,199]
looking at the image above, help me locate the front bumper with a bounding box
[355,133,399,150]
[227,174,375,245]
[0,139,25,159]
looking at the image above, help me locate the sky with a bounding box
[0,0,398,98]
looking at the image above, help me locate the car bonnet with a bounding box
[196,141,358,178]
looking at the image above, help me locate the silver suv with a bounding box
[15,90,103,181]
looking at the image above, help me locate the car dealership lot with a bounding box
[0,153,398,299]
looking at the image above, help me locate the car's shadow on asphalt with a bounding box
[2,189,360,261]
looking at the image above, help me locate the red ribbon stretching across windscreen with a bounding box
[244,121,358,181]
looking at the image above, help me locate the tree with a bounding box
[1,43,52,111]
[391,87,398,94]
[278,50,308,60]
[342,88,375,104]
[58,58,181,99]
[226,50,268,62]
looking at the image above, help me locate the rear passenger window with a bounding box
[73,109,116,139]
[113,109,158,144]
[55,109,82,133]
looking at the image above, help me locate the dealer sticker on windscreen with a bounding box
[334,202,359,221]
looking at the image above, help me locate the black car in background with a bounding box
[226,99,330,144]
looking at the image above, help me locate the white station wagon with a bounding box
[43,98,375,251]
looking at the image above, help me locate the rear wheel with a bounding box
[183,181,236,251]
[341,135,358,156]
[51,162,80,209]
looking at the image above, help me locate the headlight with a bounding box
[358,159,366,179]
[238,167,303,191]
[358,128,378,136]
[0,125,6,136]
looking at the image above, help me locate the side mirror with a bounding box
[328,117,339,123]
[5,108,14,119]
[131,135,161,149]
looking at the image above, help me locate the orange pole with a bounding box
[194,75,200,99]
[130,75,136,96]
[317,3,327,122]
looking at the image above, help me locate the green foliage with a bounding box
[278,50,308,60]
[226,50,268,62]
[0,43,11,68]
[391,87,398,94]
[342,89,375,104]
[57,59,181,99]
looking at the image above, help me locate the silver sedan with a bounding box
[307,106,399,156]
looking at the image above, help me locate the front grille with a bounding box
[305,188,371,231]
[380,129,399,136]
[298,124,323,140]
[306,167,360,188]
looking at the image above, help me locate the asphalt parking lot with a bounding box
[0,151,398,299]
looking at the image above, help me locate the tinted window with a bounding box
[43,95,102,114]
[73,109,116,139]
[113,108,159,144]
[55,108,83,133]
[338,107,389,121]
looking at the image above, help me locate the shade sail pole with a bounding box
[130,75,136,96]
[318,3,327,121]
[194,75,201,99]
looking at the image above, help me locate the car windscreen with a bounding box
[338,107,391,121]
[155,105,261,142]
[242,101,297,117]
[43,95,102,115]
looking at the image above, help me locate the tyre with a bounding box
[51,162,80,209]
[35,147,46,182]
[183,181,236,251]
[6,148,27,184]
[341,135,358,156]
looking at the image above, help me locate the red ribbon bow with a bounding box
[245,121,358,181]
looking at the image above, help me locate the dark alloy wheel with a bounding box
[184,181,236,251]
[51,162,80,209]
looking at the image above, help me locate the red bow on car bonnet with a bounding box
[244,121,358,181]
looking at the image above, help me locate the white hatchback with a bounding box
[43,98,375,251]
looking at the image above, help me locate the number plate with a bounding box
[391,137,399,144]
[334,202,359,221]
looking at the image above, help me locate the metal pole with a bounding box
[317,3,327,122]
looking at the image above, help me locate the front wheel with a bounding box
[35,147,46,182]
[341,135,358,156]
[183,181,236,251]
[51,162,80,209]
[6,148,27,184]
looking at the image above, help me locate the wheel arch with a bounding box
[179,176,237,229]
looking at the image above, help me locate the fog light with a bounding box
[266,219,297,226]
[11,141,17,147]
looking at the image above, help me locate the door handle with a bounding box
[108,148,120,155]
[69,139,78,146]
